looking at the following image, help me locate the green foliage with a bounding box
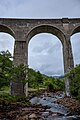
[0,50,12,88]
[28,68,64,91]
[0,86,10,93]
[0,93,30,106]
[36,71,43,84]
[0,93,20,104]
[28,68,43,88]
[66,64,80,100]
[44,79,55,91]
[11,64,27,84]
[44,78,64,92]
[0,50,27,89]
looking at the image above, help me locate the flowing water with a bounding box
[30,92,80,120]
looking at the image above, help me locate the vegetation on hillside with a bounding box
[66,64,80,100]
[28,67,64,91]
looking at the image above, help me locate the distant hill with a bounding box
[53,75,64,79]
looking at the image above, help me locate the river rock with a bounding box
[51,113,58,117]
[17,115,28,120]
[42,112,49,117]
[54,97,80,115]
[29,113,37,119]
[30,97,40,105]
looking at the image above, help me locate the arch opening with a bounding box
[0,32,15,57]
[71,26,80,66]
[71,32,80,66]
[28,33,64,77]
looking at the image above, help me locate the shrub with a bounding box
[66,64,80,100]
[44,78,64,92]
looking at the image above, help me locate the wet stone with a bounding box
[29,113,37,119]
[51,113,58,117]
[42,112,49,117]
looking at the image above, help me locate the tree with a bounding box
[36,71,43,83]
[44,77,64,92]
[11,64,27,83]
[28,68,37,88]
[0,50,12,88]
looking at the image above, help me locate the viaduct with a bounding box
[0,18,80,96]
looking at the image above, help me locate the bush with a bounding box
[0,50,12,88]
[44,78,64,92]
[67,64,80,100]
[44,79,54,91]
[0,93,30,106]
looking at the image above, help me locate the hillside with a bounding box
[28,67,64,91]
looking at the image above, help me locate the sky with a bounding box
[0,0,80,76]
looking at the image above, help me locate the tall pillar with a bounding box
[13,41,27,65]
[63,40,74,72]
[10,34,28,96]
[63,35,74,96]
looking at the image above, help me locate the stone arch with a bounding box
[26,25,68,73]
[71,26,80,36]
[26,25,66,45]
[26,25,67,76]
[0,24,15,38]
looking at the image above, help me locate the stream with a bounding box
[30,92,80,120]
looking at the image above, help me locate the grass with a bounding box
[0,86,30,106]
[0,92,30,107]
[0,86,10,94]
[0,86,45,105]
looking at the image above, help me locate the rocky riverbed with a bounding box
[54,97,80,115]
[0,91,80,120]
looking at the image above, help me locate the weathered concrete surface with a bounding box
[0,18,80,96]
